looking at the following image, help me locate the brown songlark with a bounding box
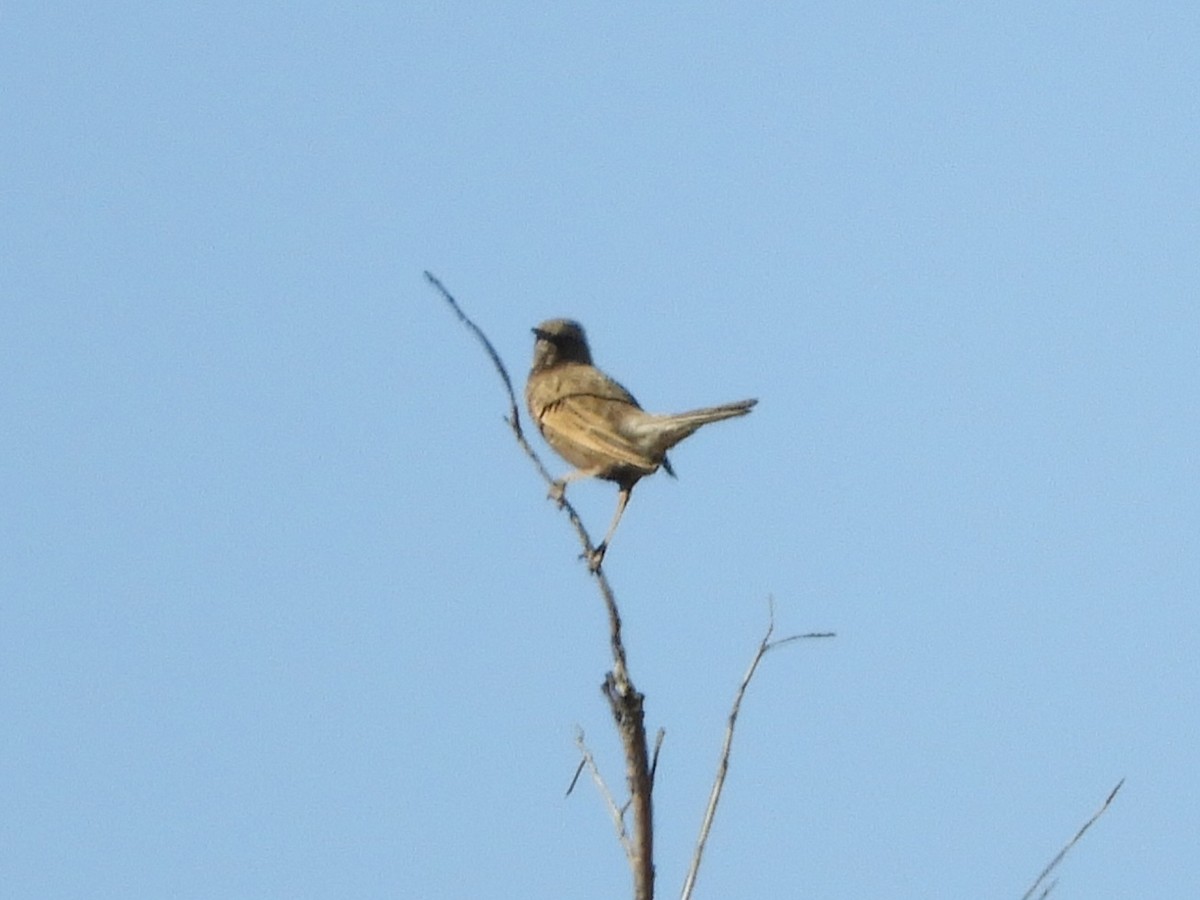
[525,318,756,571]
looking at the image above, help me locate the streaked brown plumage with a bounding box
[525,318,756,570]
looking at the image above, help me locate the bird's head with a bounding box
[530,318,593,369]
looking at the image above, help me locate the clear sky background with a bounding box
[3,4,1197,898]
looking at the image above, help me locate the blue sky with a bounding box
[3,3,1197,898]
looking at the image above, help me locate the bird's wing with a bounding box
[532,365,658,474]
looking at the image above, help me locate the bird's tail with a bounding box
[635,398,757,450]
[666,398,757,426]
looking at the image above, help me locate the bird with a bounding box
[525,318,756,571]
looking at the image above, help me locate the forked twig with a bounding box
[681,599,835,900]
[572,729,634,859]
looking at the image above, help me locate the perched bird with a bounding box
[525,318,756,571]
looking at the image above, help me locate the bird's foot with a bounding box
[582,543,607,573]
[547,480,567,507]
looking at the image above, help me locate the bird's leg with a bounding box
[587,485,632,572]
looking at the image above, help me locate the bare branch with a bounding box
[680,602,835,900]
[603,670,655,899]
[430,273,654,899]
[1020,779,1124,900]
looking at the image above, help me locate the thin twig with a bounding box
[649,728,666,789]
[423,271,521,426]
[565,758,587,798]
[1020,779,1124,900]
[680,599,835,900]
[574,729,634,859]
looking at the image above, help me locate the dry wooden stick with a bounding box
[681,599,834,900]
[429,272,655,899]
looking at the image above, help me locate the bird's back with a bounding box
[526,362,661,480]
